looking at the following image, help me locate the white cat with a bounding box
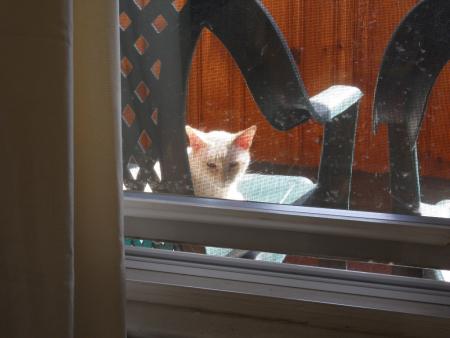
[186,125,257,200]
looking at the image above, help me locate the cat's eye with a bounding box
[229,162,239,168]
[207,162,217,169]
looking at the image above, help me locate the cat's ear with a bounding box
[233,125,257,150]
[186,125,206,152]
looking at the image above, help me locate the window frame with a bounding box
[125,245,450,334]
[124,190,450,331]
[124,192,450,270]
[126,247,450,318]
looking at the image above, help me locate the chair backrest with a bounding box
[373,0,450,213]
[120,0,360,209]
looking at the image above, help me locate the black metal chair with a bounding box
[373,0,450,215]
[120,0,362,215]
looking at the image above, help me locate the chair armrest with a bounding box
[310,85,363,123]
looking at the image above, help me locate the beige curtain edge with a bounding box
[73,0,126,336]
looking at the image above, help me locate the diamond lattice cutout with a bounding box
[134,35,149,55]
[138,130,152,152]
[151,109,158,125]
[134,0,151,10]
[119,12,132,31]
[127,155,140,180]
[122,105,136,127]
[152,15,168,33]
[150,59,161,79]
[134,81,150,103]
[121,57,133,77]
[172,0,187,12]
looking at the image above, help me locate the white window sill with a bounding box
[126,248,450,337]
[126,248,450,317]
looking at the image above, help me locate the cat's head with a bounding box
[186,125,257,189]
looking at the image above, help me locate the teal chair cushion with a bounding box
[238,173,315,204]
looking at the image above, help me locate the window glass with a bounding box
[120,0,450,278]
[120,0,449,218]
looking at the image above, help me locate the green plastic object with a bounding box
[125,238,175,250]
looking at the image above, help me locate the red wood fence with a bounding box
[186,0,450,179]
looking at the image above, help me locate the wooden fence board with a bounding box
[186,0,450,180]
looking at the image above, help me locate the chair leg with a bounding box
[388,124,421,214]
[298,103,359,209]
